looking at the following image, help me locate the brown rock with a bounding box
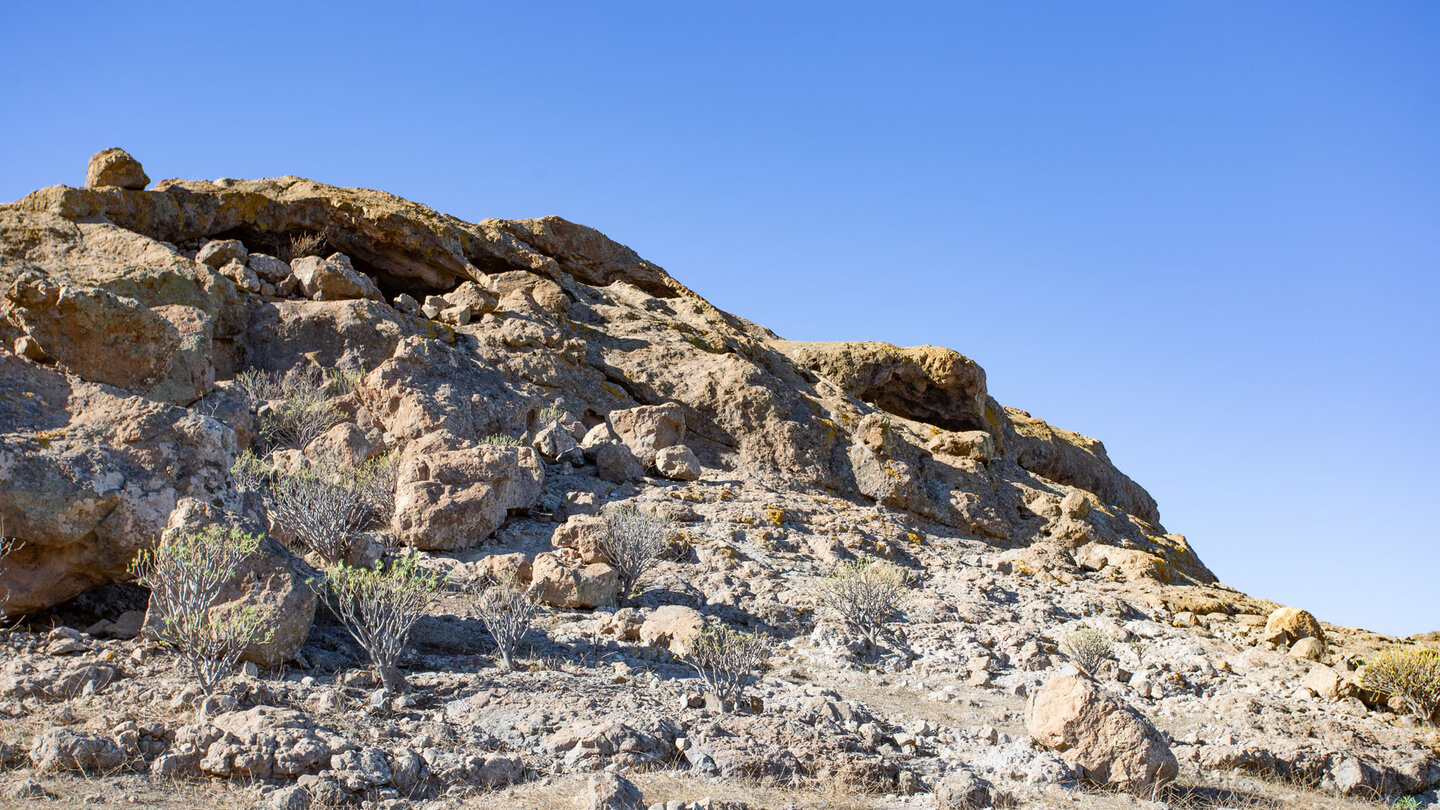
[639,605,706,654]
[290,253,382,302]
[1026,671,1178,793]
[607,403,684,466]
[654,445,701,481]
[392,433,544,551]
[530,552,619,609]
[84,148,149,190]
[1263,606,1326,648]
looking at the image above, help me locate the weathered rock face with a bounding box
[1026,671,1178,793]
[775,340,990,433]
[999,407,1161,525]
[0,353,235,615]
[0,152,1221,624]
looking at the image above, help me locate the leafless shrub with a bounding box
[1059,625,1114,675]
[268,464,373,564]
[281,231,326,263]
[233,368,285,408]
[813,559,911,649]
[317,555,445,690]
[597,506,676,603]
[470,577,539,670]
[682,625,769,710]
[259,390,343,453]
[354,450,401,528]
[1363,648,1440,725]
[129,527,274,693]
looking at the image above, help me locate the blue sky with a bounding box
[2,2,1436,635]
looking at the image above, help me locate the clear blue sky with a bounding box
[2,2,1436,636]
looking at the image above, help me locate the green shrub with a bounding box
[477,433,521,447]
[682,625,769,711]
[813,559,911,648]
[326,367,366,397]
[537,403,566,423]
[1363,648,1440,725]
[230,449,270,492]
[316,556,445,690]
[130,527,273,693]
[1059,625,1114,675]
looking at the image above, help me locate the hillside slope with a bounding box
[0,151,1434,810]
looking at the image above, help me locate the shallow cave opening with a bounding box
[208,226,462,301]
[857,387,988,434]
[18,581,149,634]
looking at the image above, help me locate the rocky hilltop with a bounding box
[0,150,1434,810]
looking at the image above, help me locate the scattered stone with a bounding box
[584,772,644,810]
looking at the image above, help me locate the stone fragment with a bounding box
[196,239,248,268]
[654,445,701,481]
[30,728,124,772]
[530,552,620,609]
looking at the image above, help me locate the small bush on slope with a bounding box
[597,506,676,604]
[130,527,273,694]
[1363,648,1440,726]
[1059,625,1114,676]
[814,559,912,649]
[470,576,539,671]
[317,555,445,691]
[682,625,769,711]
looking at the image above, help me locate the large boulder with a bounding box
[84,148,149,190]
[1262,606,1326,648]
[607,403,684,466]
[1026,671,1178,793]
[290,253,383,302]
[392,433,544,551]
[530,552,619,609]
[355,337,533,444]
[4,272,214,405]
